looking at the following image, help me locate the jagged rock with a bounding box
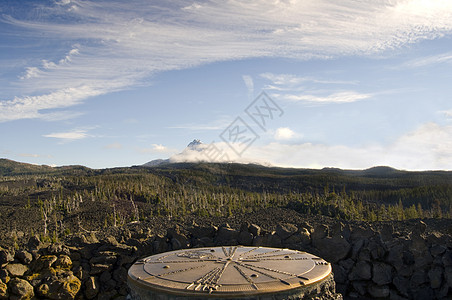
[413,220,427,236]
[99,270,111,283]
[85,276,99,299]
[368,240,386,260]
[443,250,452,267]
[372,262,393,285]
[90,255,117,265]
[44,244,70,256]
[428,265,443,289]
[349,261,371,281]
[351,225,375,241]
[444,266,452,287]
[351,239,364,260]
[403,250,415,266]
[216,226,239,244]
[410,270,427,285]
[0,249,13,267]
[89,264,112,275]
[380,223,394,242]
[368,284,390,298]
[298,227,311,245]
[97,289,118,300]
[248,224,261,237]
[112,267,128,283]
[275,223,298,240]
[38,273,81,299]
[357,248,371,262]
[31,255,58,272]
[393,275,410,297]
[430,244,446,257]
[238,231,253,245]
[267,232,283,248]
[6,264,28,277]
[313,236,350,263]
[0,269,9,284]
[167,227,189,250]
[152,235,168,253]
[284,232,303,247]
[414,251,433,269]
[351,280,367,295]
[54,255,72,269]
[8,278,34,299]
[332,264,347,284]
[189,225,217,239]
[15,251,32,265]
[27,236,43,250]
[387,243,404,271]
[0,279,8,299]
[248,224,262,236]
[414,287,434,300]
[312,224,328,240]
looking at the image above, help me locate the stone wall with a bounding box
[0,219,451,299]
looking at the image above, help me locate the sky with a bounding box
[1,0,452,170]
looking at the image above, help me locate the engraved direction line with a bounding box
[248,253,298,259]
[145,259,216,264]
[156,253,174,261]
[229,246,238,259]
[243,262,309,281]
[234,265,259,290]
[156,264,207,278]
[238,247,259,257]
[247,249,283,258]
[237,262,291,285]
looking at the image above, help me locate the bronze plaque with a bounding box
[128,246,331,297]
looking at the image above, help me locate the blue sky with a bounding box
[1,0,452,170]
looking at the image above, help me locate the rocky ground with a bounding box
[1,208,452,299]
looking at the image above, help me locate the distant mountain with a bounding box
[142,158,169,167]
[186,139,203,151]
[362,166,397,174]
[142,139,203,167]
[0,158,57,176]
[0,158,92,176]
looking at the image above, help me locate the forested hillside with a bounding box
[1,160,451,245]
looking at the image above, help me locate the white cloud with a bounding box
[0,86,102,122]
[271,91,372,103]
[168,122,452,170]
[260,73,371,103]
[1,0,452,121]
[43,129,91,141]
[274,127,296,140]
[138,144,178,154]
[152,144,169,153]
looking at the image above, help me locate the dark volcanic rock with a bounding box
[314,236,351,263]
[8,278,34,299]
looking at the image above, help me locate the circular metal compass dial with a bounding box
[128,246,332,297]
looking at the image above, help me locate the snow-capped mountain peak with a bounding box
[187,139,203,150]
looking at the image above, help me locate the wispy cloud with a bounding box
[43,129,92,141]
[278,91,372,103]
[261,72,372,103]
[403,52,452,68]
[1,0,452,121]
